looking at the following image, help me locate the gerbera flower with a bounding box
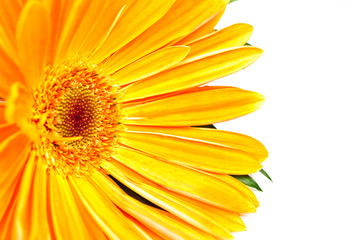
[0,0,268,239]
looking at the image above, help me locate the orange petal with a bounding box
[175,9,225,45]
[110,46,190,85]
[16,1,49,90]
[65,0,126,60]
[90,171,218,240]
[0,1,21,58]
[0,47,26,97]
[184,23,253,60]
[49,170,93,239]
[91,0,176,63]
[0,103,6,124]
[103,0,229,71]
[0,133,30,221]
[53,0,92,64]
[10,151,36,239]
[121,47,263,102]
[27,157,52,239]
[123,86,265,126]
[111,147,257,213]
[121,126,262,175]
[0,123,20,142]
[0,132,29,183]
[69,175,146,239]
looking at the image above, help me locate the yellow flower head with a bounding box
[0,0,268,239]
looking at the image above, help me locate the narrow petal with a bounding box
[111,46,190,85]
[175,9,225,45]
[49,170,92,239]
[121,126,262,174]
[112,147,257,213]
[54,0,92,63]
[121,47,263,102]
[69,176,145,239]
[184,24,253,60]
[0,102,6,124]
[125,125,268,162]
[28,158,52,239]
[0,0,21,58]
[16,1,49,90]
[102,0,229,71]
[0,124,20,142]
[90,171,217,240]
[0,132,29,183]
[208,173,260,208]
[11,151,36,239]
[101,163,235,239]
[65,0,126,60]
[0,133,30,221]
[123,213,164,240]
[123,86,265,126]
[91,0,176,63]
[0,47,26,97]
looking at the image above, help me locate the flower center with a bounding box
[31,59,124,176]
[57,86,100,146]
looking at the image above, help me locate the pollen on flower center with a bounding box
[57,86,100,146]
[31,59,124,177]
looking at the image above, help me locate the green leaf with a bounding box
[229,0,239,3]
[260,169,273,182]
[232,175,263,191]
[245,42,252,46]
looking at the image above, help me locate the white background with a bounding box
[214,0,361,239]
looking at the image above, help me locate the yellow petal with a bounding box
[185,24,253,60]
[208,173,260,208]
[49,170,92,239]
[0,47,26,97]
[102,162,246,233]
[16,1,49,90]
[69,175,145,239]
[91,0,176,63]
[101,163,233,239]
[123,86,265,126]
[126,125,268,162]
[175,9,225,45]
[124,214,164,240]
[110,46,190,85]
[121,126,262,175]
[112,147,257,213]
[121,47,263,102]
[102,0,229,71]
[65,0,125,60]
[90,171,217,240]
